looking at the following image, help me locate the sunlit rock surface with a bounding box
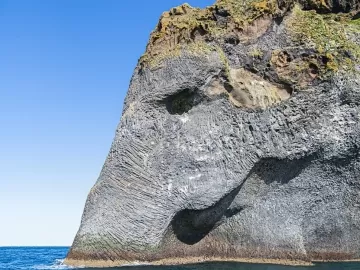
[66,0,360,267]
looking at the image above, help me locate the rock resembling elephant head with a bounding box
[66,0,360,267]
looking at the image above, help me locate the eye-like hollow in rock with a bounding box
[164,89,204,115]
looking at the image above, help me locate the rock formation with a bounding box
[66,0,360,267]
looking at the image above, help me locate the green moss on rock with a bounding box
[140,0,359,72]
[286,5,360,73]
[216,0,277,24]
[140,0,280,68]
[349,18,360,28]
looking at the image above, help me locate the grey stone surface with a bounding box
[66,0,360,265]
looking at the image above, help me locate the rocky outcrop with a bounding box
[66,0,360,267]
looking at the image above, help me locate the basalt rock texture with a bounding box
[66,0,360,267]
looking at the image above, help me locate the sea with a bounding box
[1,247,360,270]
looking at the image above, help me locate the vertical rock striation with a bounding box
[66,0,360,267]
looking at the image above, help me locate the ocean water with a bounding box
[1,247,360,270]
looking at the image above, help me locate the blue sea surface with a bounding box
[1,247,360,270]
[0,247,69,269]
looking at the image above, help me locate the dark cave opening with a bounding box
[171,185,243,245]
[171,210,214,245]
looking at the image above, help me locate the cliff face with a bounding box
[66,0,360,267]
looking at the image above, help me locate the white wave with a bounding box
[32,259,81,270]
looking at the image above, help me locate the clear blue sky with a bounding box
[0,0,214,246]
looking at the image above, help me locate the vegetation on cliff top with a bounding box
[139,0,279,67]
[286,5,360,74]
[139,0,360,78]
